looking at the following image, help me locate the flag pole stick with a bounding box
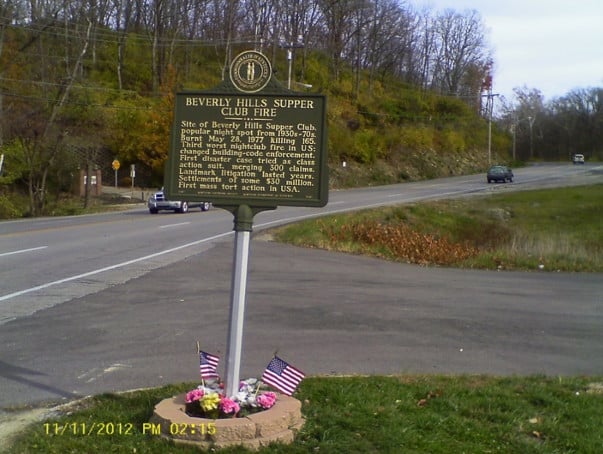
[254,381,262,398]
[197,342,205,388]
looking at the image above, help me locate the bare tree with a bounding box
[0,1,20,149]
[430,9,490,99]
[510,86,545,159]
[363,0,417,89]
[111,0,133,90]
[8,11,93,215]
[543,88,603,160]
[277,0,322,83]
[317,0,359,81]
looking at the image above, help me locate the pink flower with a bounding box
[185,389,204,403]
[219,397,240,415]
[256,392,277,409]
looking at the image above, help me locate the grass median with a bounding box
[273,184,603,272]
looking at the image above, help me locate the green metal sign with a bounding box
[165,53,328,208]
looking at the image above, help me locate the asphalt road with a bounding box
[1,162,599,323]
[0,163,602,412]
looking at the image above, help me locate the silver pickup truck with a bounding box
[147,190,211,214]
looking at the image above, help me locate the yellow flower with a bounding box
[200,393,221,412]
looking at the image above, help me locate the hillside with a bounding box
[325,80,507,188]
[0,27,510,218]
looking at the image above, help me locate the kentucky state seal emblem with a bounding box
[229,51,272,93]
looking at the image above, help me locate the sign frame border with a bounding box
[164,90,328,208]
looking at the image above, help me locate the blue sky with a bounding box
[414,0,603,103]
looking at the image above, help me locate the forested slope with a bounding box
[1,1,598,218]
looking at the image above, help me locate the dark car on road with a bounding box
[487,165,514,183]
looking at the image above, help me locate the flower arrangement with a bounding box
[185,378,277,419]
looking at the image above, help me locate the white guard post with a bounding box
[224,205,273,398]
[225,225,250,397]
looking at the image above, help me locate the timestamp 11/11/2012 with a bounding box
[43,421,217,436]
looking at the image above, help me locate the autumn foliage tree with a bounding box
[109,66,176,188]
[137,66,177,185]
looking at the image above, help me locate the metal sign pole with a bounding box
[224,205,253,398]
[223,205,275,397]
[130,164,135,198]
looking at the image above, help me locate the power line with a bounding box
[0,76,138,94]
[1,19,259,48]
[0,90,170,112]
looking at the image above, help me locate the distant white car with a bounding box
[572,154,585,164]
[147,190,210,214]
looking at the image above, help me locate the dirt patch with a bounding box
[0,408,52,452]
[0,398,94,452]
[586,382,603,394]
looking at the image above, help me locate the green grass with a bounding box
[6,376,603,453]
[0,191,144,219]
[273,184,603,272]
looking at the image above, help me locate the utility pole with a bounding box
[527,115,535,159]
[480,68,498,165]
[281,37,304,90]
[511,124,516,161]
[482,87,499,165]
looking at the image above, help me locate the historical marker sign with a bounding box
[164,52,328,208]
[163,51,327,399]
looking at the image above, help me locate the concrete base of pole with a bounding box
[150,393,304,450]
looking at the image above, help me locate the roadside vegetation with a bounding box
[0,190,146,218]
[271,184,603,272]
[6,375,603,453]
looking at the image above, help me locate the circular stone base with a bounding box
[150,393,304,450]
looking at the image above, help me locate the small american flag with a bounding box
[262,356,305,396]
[199,350,220,379]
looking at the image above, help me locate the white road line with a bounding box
[0,232,232,303]
[0,246,48,258]
[159,222,191,229]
